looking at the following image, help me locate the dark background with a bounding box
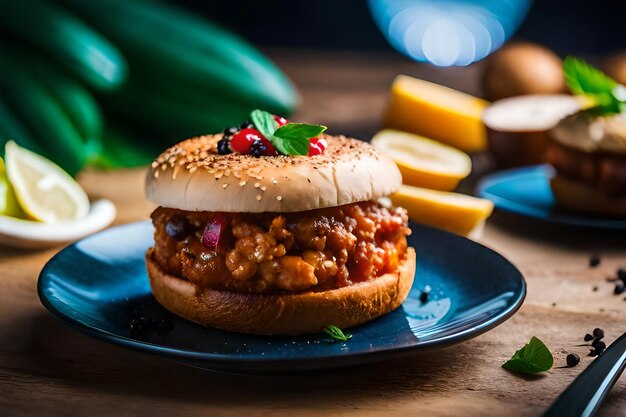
[179,0,626,58]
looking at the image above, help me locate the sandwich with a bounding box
[144,110,415,335]
[546,57,626,217]
[547,111,626,216]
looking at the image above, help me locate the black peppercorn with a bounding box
[615,283,625,295]
[584,333,594,342]
[618,267,626,283]
[589,254,601,268]
[566,353,580,367]
[592,328,604,339]
[166,216,191,240]
[592,340,606,351]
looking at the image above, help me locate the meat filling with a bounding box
[150,202,410,294]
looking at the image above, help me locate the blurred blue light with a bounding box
[369,0,532,67]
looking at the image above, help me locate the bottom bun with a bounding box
[551,175,626,217]
[146,248,416,335]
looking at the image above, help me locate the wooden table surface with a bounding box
[1,50,625,417]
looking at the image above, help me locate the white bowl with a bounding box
[0,199,117,249]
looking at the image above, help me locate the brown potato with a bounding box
[482,42,567,101]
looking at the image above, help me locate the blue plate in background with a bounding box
[477,165,626,230]
[38,221,525,373]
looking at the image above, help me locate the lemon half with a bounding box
[372,129,471,191]
[390,184,493,237]
[5,141,89,223]
[0,157,24,218]
[383,75,489,153]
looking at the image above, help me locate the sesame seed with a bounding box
[272,179,278,185]
[276,196,282,201]
[254,182,260,188]
[222,183,228,189]
[256,195,262,201]
[260,186,267,192]
[239,181,247,187]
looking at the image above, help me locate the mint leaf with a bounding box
[323,325,352,342]
[270,122,327,156]
[564,56,617,96]
[272,136,310,156]
[563,57,625,114]
[503,336,553,374]
[273,123,327,141]
[250,109,277,139]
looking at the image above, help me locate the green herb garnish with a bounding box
[249,109,327,156]
[502,336,554,375]
[250,109,277,139]
[563,56,626,115]
[323,325,352,342]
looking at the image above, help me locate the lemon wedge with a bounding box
[371,129,471,191]
[390,185,494,237]
[384,75,489,152]
[0,157,24,218]
[5,141,89,223]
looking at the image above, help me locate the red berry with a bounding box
[308,137,327,156]
[231,128,263,154]
[259,136,278,156]
[273,115,288,127]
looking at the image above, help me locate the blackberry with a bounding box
[217,138,232,155]
[240,119,254,129]
[249,140,267,157]
[222,126,238,139]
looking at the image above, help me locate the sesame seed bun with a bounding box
[145,134,402,212]
[146,247,415,335]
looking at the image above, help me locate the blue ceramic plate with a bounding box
[477,165,626,230]
[38,221,525,373]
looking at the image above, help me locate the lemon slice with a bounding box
[0,158,24,218]
[5,141,89,223]
[390,185,493,237]
[383,75,489,152]
[372,129,471,191]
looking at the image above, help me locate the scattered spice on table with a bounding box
[589,254,601,267]
[566,353,580,367]
[585,327,606,357]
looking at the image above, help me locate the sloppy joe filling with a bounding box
[150,201,410,294]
